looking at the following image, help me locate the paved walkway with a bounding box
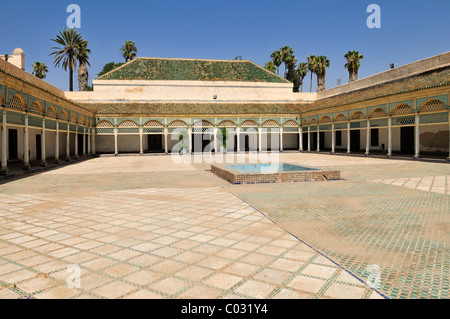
[1,153,448,299]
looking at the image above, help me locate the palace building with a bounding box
[0,50,449,174]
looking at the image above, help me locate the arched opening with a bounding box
[192,120,214,153]
[217,120,237,153]
[283,120,300,150]
[144,120,164,153]
[418,99,449,157]
[240,120,259,152]
[333,114,347,153]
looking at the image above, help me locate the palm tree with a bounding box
[121,41,137,63]
[307,55,317,93]
[270,50,282,76]
[31,62,49,79]
[265,61,276,73]
[345,50,364,82]
[50,28,85,91]
[297,62,308,92]
[314,56,330,92]
[280,46,295,78]
[75,41,91,91]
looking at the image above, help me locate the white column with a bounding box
[188,127,192,154]
[55,121,60,164]
[365,119,370,156]
[299,126,303,152]
[307,126,311,152]
[40,118,47,167]
[1,110,7,174]
[316,129,320,152]
[347,121,351,155]
[114,127,118,156]
[213,127,218,153]
[415,113,420,159]
[66,122,70,161]
[23,114,30,170]
[280,127,284,152]
[139,127,143,155]
[258,127,262,152]
[74,125,79,159]
[387,116,392,157]
[331,123,335,154]
[164,127,168,154]
[236,127,241,153]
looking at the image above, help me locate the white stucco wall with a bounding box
[65,80,317,103]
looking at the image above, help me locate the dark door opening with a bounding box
[36,135,42,161]
[350,130,360,152]
[244,135,250,152]
[336,131,342,147]
[312,132,318,151]
[302,133,308,150]
[77,134,84,155]
[192,134,211,153]
[8,129,18,160]
[319,132,325,150]
[401,126,415,155]
[147,134,163,153]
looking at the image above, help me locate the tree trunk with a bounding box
[78,63,89,91]
[349,70,358,82]
[69,65,73,92]
[310,73,313,92]
[317,74,326,92]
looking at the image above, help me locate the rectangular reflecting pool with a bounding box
[211,163,340,185]
[227,163,318,174]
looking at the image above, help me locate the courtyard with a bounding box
[0,153,448,299]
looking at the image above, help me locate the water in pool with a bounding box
[227,163,318,174]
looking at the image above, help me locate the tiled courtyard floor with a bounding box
[0,153,447,299]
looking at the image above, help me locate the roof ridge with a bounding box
[317,65,450,104]
[246,60,291,84]
[96,58,139,80]
[136,57,249,63]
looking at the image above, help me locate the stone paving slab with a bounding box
[2,153,448,299]
[0,184,382,299]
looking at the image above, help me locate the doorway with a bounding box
[192,134,211,153]
[77,134,84,155]
[36,135,42,161]
[350,130,360,152]
[320,132,325,150]
[312,132,318,151]
[401,126,415,155]
[302,133,308,150]
[8,129,18,160]
[147,134,163,153]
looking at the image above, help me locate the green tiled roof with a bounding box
[305,66,450,112]
[81,102,307,116]
[97,57,289,83]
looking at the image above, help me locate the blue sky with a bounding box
[1,0,449,91]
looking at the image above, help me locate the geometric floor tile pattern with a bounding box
[0,186,383,299]
[228,154,450,300]
[370,175,450,195]
[2,154,448,299]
